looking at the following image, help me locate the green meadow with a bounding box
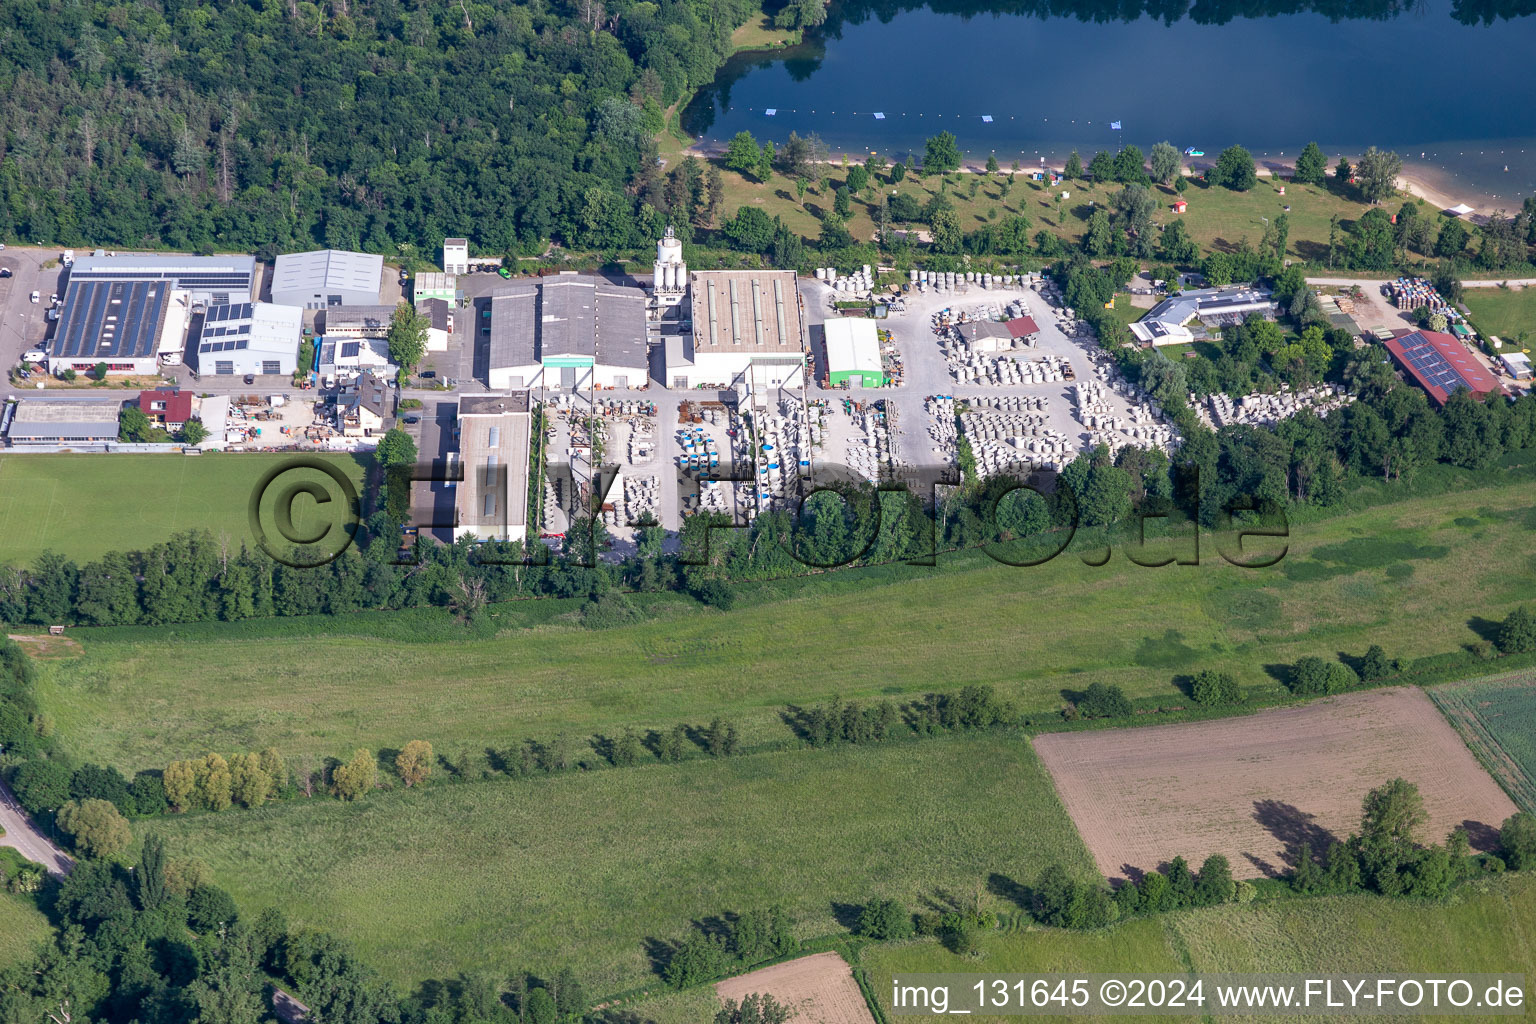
[32,477,1536,774]
[149,733,1091,993]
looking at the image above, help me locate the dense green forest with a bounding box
[0,0,759,255]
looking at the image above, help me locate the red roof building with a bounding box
[139,389,194,429]
[1172,199,1189,213]
[1382,329,1502,407]
[1006,315,1040,338]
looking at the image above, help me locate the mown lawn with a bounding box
[0,453,368,567]
[857,873,1536,1023]
[33,477,1536,774]
[1463,287,1536,346]
[149,732,1092,994]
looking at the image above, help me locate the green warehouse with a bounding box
[824,317,885,388]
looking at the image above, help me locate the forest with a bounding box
[0,0,759,256]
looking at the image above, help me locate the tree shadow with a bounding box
[986,872,1032,910]
[1462,818,1503,852]
[1262,663,1293,686]
[1243,851,1281,878]
[1252,799,1336,868]
[1170,674,1196,699]
[1467,615,1504,644]
[916,888,967,914]
[642,936,679,979]
[830,900,865,930]
[1116,864,1147,885]
[1292,240,1330,263]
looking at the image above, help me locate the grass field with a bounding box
[858,873,1536,1023]
[149,732,1093,993]
[1462,287,1536,347]
[0,891,51,967]
[1432,670,1536,812]
[0,454,369,566]
[31,477,1536,774]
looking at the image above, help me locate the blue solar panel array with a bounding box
[197,303,259,353]
[1399,334,1472,396]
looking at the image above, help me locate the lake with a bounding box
[682,0,1536,207]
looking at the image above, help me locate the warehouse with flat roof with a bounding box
[486,273,649,391]
[67,253,258,306]
[454,393,532,543]
[673,269,806,393]
[191,302,302,378]
[271,250,384,308]
[49,280,191,375]
[7,399,123,445]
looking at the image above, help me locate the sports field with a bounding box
[148,733,1094,992]
[32,478,1536,773]
[0,454,368,566]
[1432,670,1536,812]
[1035,688,1517,880]
[858,872,1536,1024]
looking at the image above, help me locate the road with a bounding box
[0,779,73,876]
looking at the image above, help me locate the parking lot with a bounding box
[0,247,68,370]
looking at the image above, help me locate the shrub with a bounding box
[1498,607,1536,654]
[1358,644,1394,681]
[1502,812,1536,870]
[663,932,730,988]
[856,898,914,940]
[1189,670,1241,706]
[1290,656,1357,695]
[1076,682,1132,718]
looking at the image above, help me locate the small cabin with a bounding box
[1172,199,1189,214]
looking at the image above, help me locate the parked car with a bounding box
[419,370,435,378]
[403,415,420,424]
[243,373,255,384]
[497,267,512,279]
[0,268,11,278]
[29,291,39,303]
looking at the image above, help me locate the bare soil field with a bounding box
[714,953,875,1024]
[1033,687,1517,881]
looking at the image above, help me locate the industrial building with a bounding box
[414,273,458,304]
[270,249,383,309]
[49,280,191,375]
[1500,351,1533,381]
[7,399,122,445]
[956,320,1016,354]
[317,336,394,379]
[1384,329,1503,406]
[1131,286,1275,346]
[823,317,885,387]
[443,239,469,276]
[321,305,397,338]
[649,227,687,321]
[486,273,649,391]
[454,393,532,543]
[670,268,806,396]
[66,253,258,306]
[191,302,303,378]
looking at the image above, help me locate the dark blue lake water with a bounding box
[682,2,1536,205]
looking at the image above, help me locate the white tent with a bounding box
[1447,203,1475,217]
